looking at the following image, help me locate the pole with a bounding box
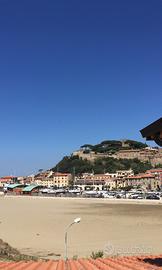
[65,231,68,261]
[73,167,75,188]
[65,222,74,261]
[64,218,81,263]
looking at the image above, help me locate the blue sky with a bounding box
[0,0,161,176]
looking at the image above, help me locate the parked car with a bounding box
[103,193,115,198]
[129,193,139,199]
[129,193,144,199]
[136,195,144,199]
[146,195,160,200]
[116,194,122,199]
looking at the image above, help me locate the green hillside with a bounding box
[52,157,152,175]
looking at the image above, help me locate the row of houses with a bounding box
[74,173,160,191]
[0,172,72,188]
[0,169,162,192]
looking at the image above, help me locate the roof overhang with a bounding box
[140,118,162,147]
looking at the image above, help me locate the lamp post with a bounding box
[65,217,81,261]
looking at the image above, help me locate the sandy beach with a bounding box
[0,196,162,259]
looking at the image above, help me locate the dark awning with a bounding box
[140,118,162,146]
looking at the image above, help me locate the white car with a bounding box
[103,193,115,198]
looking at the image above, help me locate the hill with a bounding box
[80,139,147,154]
[52,155,153,175]
[52,139,161,175]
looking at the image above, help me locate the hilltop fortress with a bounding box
[72,141,162,166]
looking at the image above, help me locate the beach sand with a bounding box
[0,196,162,259]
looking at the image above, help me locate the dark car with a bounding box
[146,195,160,200]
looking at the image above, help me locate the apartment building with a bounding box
[146,169,162,187]
[146,168,162,178]
[81,173,111,181]
[0,176,17,188]
[124,173,161,191]
[75,179,105,191]
[35,172,72,187]
[105,169,134,179]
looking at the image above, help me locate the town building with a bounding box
[106,169,134,179]
[79,173,111,181]
[146,168,162,187]
[34,172,72,187]
[124,173,161,191]
[0,176,18,188]
[22,184,40,195]
[7,184,25,195]
[75,178,105,191]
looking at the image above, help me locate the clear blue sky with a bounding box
[0,0,161,176]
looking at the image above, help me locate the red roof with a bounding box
[53,172,71,176]
[0,255,162,269]
[0,176,15,179]
[147,169,162,173]
[127,173,155,179]
[0,179,10,183]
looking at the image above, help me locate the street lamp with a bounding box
[65,217,81,261]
